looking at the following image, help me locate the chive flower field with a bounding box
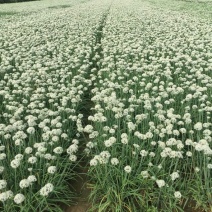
[0,0,211,211]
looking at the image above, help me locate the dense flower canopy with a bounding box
[0,0,211,211]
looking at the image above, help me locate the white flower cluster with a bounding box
[39,183,54,197]
[0,180,7,190]
[14,193,25,204]
[67,139,79,162]
[90,151,111,166]
[0,190,13,202]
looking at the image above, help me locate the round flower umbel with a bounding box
[104,137,116,147]
[170,171,180,181]
[10,159,21,169]
[0,191,13,202]
[19,179,30,189]
[47,166,57,174]
[124,165,132,173]
[141,171,149,179]
[156,179,166,188]
[14,194,25,204]
[174,191,182,199]
[111,158,119,165]
[0,166,4,174]
[0,180,7,190]
[40,183,54,197]
[53,147,63,154]
[194,122,203,131]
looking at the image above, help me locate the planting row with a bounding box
[0,0,112,211]
[84,0,212,211]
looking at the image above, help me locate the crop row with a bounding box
[84,0,212,211]
[0,0,112,211]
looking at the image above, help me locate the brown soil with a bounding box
[182,199,208,212]
[66,167,91,212]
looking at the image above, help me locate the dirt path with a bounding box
[66,166,91,212]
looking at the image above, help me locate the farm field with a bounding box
[0,0,211,211]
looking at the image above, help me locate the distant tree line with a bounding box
[0,0,38,3]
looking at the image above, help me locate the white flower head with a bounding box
[0,180,7,190]
[140,150,148,157]
[19,179,30,189]
[156,179,165,188]
[11,159,21,169]
[0,153,6,160]
[207,164,212,169]
[195,167,200,172]
[174,191,182,199]
[0,166,4,173]
[53,146,63,154]
[0,190,13,202]
[40,183,54,197]
[170,171,179,181]
[14,193,25,204]
[28,156,37,164]
[141,171,149,178]
[69,154,77,162]
[47,166,57,174]
[124,165,132,173]
[111,158,119,165]
[25,147,33,154]
[90,158,98,166]
[194,122,203,131]
[27,175,37,183]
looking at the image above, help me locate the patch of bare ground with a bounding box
[183,199,209,212]
[65,165,91,212]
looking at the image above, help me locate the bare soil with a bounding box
[66,167,91,212]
